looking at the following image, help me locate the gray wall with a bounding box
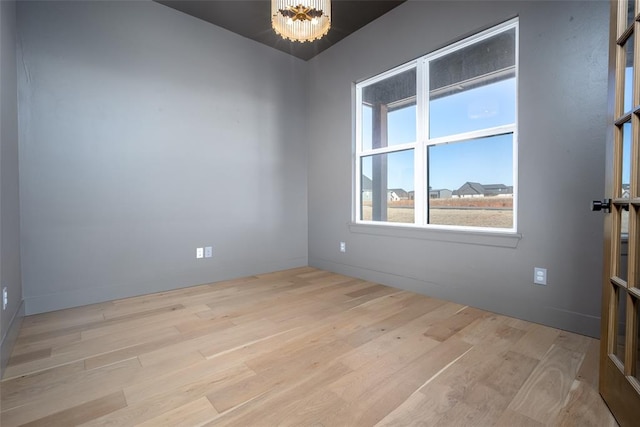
[17,1,308,314]
[12,0,611,340]
[307,0,609,337]
[1,0,24,376]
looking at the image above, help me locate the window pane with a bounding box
[636,294,640,381]
[362,105,373,151]
[361,150,414,223]
[622,122,631,199]
[622,208,630,237]
[362,102,417,151]
[428,134,513,228]
[429,28,516,139]
[624,36,634,114]
[627,0,635,30]
[615,286,627,364]
[388,103,417,146]
[619,207,629,279]
[361,68,417,151]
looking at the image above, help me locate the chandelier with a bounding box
[271,1,331,43]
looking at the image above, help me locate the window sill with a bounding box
[348,222,522,248]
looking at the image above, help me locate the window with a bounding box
[355,19,518,232]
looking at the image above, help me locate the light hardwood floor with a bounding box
[0,267,618,426]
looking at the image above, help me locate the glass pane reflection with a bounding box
[615,287,627,364]
[622,122,631,199]
[429,28,516,139]
[361,150,415,223]
[361,68,417,151]
[636,300,640,380]
[627,0,636,30]
[624,37,634,114]
[388,104,417,146]
[618,207,629,279]
[427,134,513,229]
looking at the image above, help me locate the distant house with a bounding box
[453,182,486,198]
[388,188,409,201]
[429,189,452,199]
[361,177,411,202]
[483,184,513,197]
[452,182,513,198]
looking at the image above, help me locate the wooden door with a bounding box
[599,1,640,425]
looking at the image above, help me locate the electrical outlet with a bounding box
[2,287,7,310]
[204,246,213,258]
[534,267,547,285]
[339,242,346,253]
[196,247,204,259]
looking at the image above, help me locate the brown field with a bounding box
[361,207,513,228]
[429,197,513,209]
[430,209,513,228]
[361,197,514,228]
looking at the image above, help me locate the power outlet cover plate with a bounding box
[534,267,547,285]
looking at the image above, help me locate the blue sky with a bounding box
[362,78,516,192]
[428,134,513,190]
[625,55,633,114]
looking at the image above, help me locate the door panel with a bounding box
[600,1,640,425]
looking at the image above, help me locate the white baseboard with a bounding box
[310,257,600,339]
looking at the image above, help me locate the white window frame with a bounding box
[354,18,519,234]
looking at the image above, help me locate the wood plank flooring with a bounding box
[0,267,618,426]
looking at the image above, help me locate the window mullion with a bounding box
[354,86,363,222]
[427,124,516,146]
[360,143,417,157]
[415,58,428,226]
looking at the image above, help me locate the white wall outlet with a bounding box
[339,241,346,253]
[196,247,204,259]
[2,287,7,310]
[534,267,547,285]
[204,246,213,258]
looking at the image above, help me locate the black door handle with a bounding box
[592,199,611,212]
